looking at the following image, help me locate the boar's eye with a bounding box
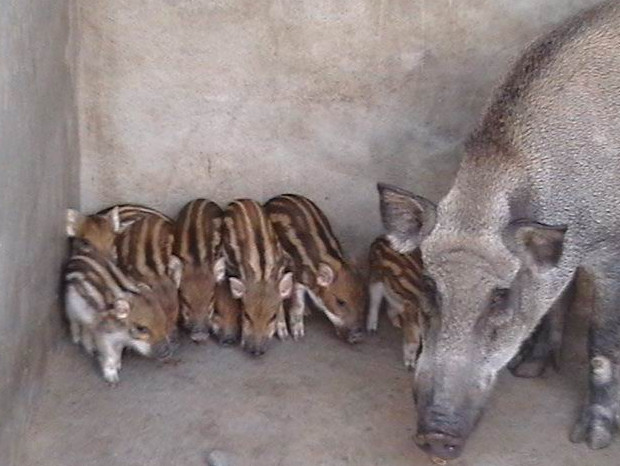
[335,297,346,307]
[268,313,278,323]
[243,310,252,322]
[489,288,511,312]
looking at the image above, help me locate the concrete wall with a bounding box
[0,1,79,463]
[78,0,600,255]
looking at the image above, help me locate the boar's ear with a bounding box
[317,263,335,287]
[213,256,226,283]
[105,206,121,233]
[66,209,85,237]
[279,272,294,299]
[111,299,130,321]
[377,183,436,253]
[167,255,183,289]
[229,277,246,299]
[504,220,567,268]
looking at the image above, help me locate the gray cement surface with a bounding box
[0,0,78,462]
[22,309,620,466]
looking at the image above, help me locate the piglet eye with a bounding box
[336,298,346,307]
[135,325,149,334]
[490,288,511,311]
[423,275,437,294]
[243,311,252,322]
[269,314,278,323]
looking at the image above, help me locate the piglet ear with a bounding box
[112,299,130,320]
[66,209,85,237]
[168,255,183,289]
[229,277,245,299]
[279,272,294,299]
[105,206,121,233]
[504,220,567,269]
[317,263,335,288]
[213,256,226,283]
[377,183,436,253]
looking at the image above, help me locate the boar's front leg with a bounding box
[571,266,620,449]
[509,281,572,378]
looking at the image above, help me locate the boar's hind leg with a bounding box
[509,281,572,378]
[571,266,620,449]
[508,314,553,378]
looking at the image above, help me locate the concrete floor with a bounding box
[22,312,620,466]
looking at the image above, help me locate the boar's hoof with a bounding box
[570,405,618,449]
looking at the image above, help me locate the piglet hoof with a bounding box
[82,339,96,356]
[103,368,120,386]
[276,322,289,340]
[570,405,617,449]
[83,344,96,357]
[403,344,418,371]
[291,323,305,340]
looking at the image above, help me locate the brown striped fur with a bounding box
[116,214,182,344]
[173,199,226,342]
[367,237,429,369]
[97,203,172,231]
[66,208,120,257]
[223,199,293,356]
[265,194,366,343]
[64,240,172,383]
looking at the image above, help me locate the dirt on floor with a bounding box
[20,306,620,466]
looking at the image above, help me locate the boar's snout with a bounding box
[415,431,464,461]
[415,406,468,460]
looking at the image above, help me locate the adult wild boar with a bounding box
[379,1,620,460]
